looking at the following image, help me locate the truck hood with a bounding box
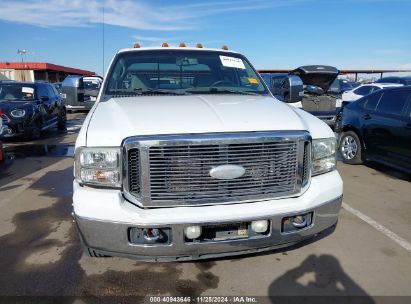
[290,65,339,92]
[85,95,331,146]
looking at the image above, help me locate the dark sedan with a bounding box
[376,76,411,85]
[336,87,411,173]
[0,81,67,139]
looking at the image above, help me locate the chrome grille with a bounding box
[124,131,311,207]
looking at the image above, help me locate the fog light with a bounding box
[292,215,307,228]
[251,220,269,234]
[143,228,161,242]
[184,225,202,239]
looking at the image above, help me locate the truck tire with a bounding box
[339,131,363,164]
[79,234,109,257]
[84,247,108,258]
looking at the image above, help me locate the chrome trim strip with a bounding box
[123,131,311,208]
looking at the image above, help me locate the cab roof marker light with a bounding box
[162,42,169,47]
[196,43,203,48]
[133,43,141,48]
[179,42,186,47]
[222,45,229,50]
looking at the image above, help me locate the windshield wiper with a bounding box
[133,88,190,95]
[186,88,260,95]
[108,88,190,96]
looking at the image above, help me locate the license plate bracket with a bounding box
[200,222,250,242]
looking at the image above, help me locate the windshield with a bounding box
[0,84,35,101]
[105,50,268,96]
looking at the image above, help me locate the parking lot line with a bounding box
[342,202,411,253]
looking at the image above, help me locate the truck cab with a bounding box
[73,45,343,261]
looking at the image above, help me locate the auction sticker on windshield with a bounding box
[220,55,246,69]
[22,87,34,94]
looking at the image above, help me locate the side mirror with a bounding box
[282,75,303,103]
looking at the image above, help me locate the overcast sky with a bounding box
[0,0,410,76]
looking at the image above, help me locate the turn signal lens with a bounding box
[80,168,120,185]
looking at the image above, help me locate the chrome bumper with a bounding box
[74,195,342,262]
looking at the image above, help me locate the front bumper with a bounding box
[73,171,343,261]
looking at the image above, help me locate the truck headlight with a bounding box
[312,138,336,176]
[75,147,122,188]
[10,109,26,118]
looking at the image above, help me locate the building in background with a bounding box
[0,62,95,83]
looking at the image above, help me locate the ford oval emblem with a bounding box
[209,164,246,180]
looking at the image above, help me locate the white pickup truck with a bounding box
[73,45,343,261]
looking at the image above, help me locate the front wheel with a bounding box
[339,131,363,164]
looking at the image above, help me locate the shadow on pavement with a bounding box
[268,254,375,303]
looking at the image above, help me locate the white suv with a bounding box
[73,45,343,261]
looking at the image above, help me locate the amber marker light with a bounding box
[162,42,169,47]
[133,43,141,48]
[196,43,203,48]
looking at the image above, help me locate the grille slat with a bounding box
[128,149,140,194]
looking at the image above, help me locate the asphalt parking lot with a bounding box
[0,113,410,302]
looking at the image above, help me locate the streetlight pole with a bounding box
[17,49,28,81]
[17,49,27,62]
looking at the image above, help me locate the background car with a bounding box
[337,86,411,173]
[260,73,288,99]
[342,83,402,103]
[0,113,3,163]
[329,79,360,94]
[0,141,4,163]
[375,76,411,85]
[0,81,66,139]
[53,82,62,93]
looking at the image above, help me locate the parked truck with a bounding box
[262,66,341,128]
[73,45,343,261]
